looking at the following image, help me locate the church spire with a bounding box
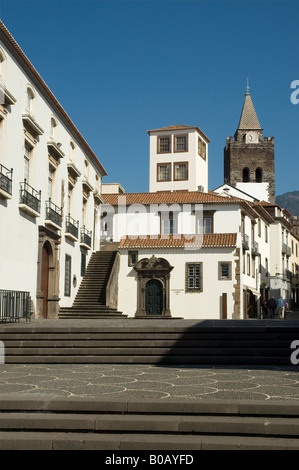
[237,87,261,131]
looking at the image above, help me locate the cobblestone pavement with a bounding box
[1,364,299,401]
[1,312,299,402]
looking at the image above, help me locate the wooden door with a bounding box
[145,279,163,316]
[41,244,49,319]
[222,293,227,319]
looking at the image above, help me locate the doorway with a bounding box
[41,242,50,318]
[145,279,163,316]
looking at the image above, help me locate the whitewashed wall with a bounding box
[0,38,104,311]
[149,129,208,193]
[118,248,236,320]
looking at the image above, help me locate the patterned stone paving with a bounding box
[1,364,299,401]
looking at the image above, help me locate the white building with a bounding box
[101,191,273,319]
[148,125,209,193]
[0,21,107,319]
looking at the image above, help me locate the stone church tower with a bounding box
[224,89,275,203]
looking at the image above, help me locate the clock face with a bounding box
[246,131,258,143]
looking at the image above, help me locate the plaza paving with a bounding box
[1,311,299,402]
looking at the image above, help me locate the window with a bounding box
[174,162,188,181]
[26,87,34,113]
[50,117,57,140]
[24,144,32,182]
[265,257,269,276]
[203,217,212,234]
[67,184,72,215]
[157,163,171,181]
[256,167,263,183]
[64,255,72,296]
[174,135,187,152]
[265,225,268,243]
[158,136,171,153]
[258,219,261,237]
[128,251,138,267]
[186,263,202,292]
[81,251,87,277]
[48,166,55,199]
[161,211,177,235]
[196,211,214,234]
[0,49,5,80]
[70,141,76,162]
[247,253,251,275]
[218,262,232,280]
[243,167,250,182]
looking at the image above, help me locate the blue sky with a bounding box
[1,0,298,197]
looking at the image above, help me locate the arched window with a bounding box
[50,117,57,140]
[256,167,263,183]
[26,87,35,113]
[0,48,6,80]
[242,167,250,182]
[69,141,76,162]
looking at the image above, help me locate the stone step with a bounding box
[2,431,298,450]
[2,339,293,348]
[1,398,299,450]
[4,346,292,356]
[2,412,299,436]
[3,355,291,365]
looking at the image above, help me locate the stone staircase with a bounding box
[59,251,126,319]
[1,397,299,449]
[1,322,298,365]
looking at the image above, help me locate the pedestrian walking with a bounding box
[277,296,287,319]
[267,297,277,319]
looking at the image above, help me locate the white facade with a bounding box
[102,191,273,319]
[148,126,209,193]
[0,22,107,318]
[118,247,237,319]
[235,182,270,203]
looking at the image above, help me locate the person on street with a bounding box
[267,297,277,319]
[277,296,287,319]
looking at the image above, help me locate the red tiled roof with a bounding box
[102,191,243,205]
[147,125,211,142]
[0,21,107,176]
[119,233,237,249]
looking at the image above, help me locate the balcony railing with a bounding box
[19,180,41,215]
[242,233,249,250]
[0,164,13,197]
[65,215,79,240]
[45,199,62,228]
[0,290,31,322]
[80,226,92,248]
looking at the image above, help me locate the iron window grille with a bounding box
[0,164,13,195]
[80,226,92,248]
[65,215,79,239]
[19,180,41,213]
[45,199,62,227]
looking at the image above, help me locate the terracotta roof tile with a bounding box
[102,191,243,206]
[119,233,237,249]
[147,125,211,142]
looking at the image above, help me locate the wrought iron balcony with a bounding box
[65,215,79,241]
[45,199,62,229]
[19,180,41,216]
[0,289,31,322]
[282,243,288,255]
[80,226,92,249]
[0,164,13,199]
[242,233,249,250]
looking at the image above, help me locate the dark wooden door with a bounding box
[145,279,163,316]
[41,244,49,319]
[222,293,227,319]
